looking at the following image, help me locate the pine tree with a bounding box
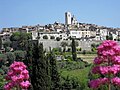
[49,48,60,90]
[31,42,50,90]
[71,38,77,61]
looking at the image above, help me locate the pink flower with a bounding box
[5,76,11,80]
[90,40,120,89]
[7,71,14,76]
[109,65,120,75]
[92,66,100,74]
[17,74,24,82]
[22,69,29,75]
[4,82,15,90]
[89,78,109,89]
[4,61,30,90]
[112,77,120,86]
[113,45,120,55]
[11,76,18,82]
[100,66,109,75]
[4,84,11,90]
[94,57,103,64]
[20,81,30,89]
[113,56,120,64]
[100,78,109,84]
[24,74,29,79]
[102,40,117,48]
[89,79,101,89]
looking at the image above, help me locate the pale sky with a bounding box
[0,0,120,30]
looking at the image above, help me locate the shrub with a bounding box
[43,35,48,39]
[14,50,26,61]
[67,48,71,52]
[0,54,7,65]
[82,50,86,55]
[56,37,61,41]
[50,36,55,39]
[0,74,6,89]
[6,52,15,65]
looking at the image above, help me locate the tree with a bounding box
[32,42,50,90]
[56,37,61,41]
[70,41,79,47]
[61,42,68,52]
[6,52,15,66]
[24,40,33,75]
[0,36,2,49]
[10,32,32,50]
[14,50,26,61]
[50,36,55,39]
[106,33,113,40]
[75,41,79,47]
[3,41,11,48]
[71,38,77,61]
[48,48,60,90]
[43,35,48,39]
[91,43,96,48]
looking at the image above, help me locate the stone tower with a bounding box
[65,12,72,25]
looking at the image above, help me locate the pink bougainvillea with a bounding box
[89,40,120,89]
[4,61,30,90]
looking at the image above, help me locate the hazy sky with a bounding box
[0,0,120,30]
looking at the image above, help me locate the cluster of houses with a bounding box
[1,12,120,42]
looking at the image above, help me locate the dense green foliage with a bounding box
[32,42,50,90]
[50,36,55,39]
[43,35,48,39]
[0,36,2,49]
[61,66,92,90]
[0,74,6,90]
[0,32,104,90]
[106,34,113,40]
[56,37,61,41]
[48,50,60,90]
[6,52,15,66]
[14,50,26,61]
[10,32,32,50]
[24,41,33,76]
[61,41,68,52]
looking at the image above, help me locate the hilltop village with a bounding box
[0,12,120,51]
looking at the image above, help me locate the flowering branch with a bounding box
[89,40,120,90]
[4,61,30,90]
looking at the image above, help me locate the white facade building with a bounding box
[32,31,68,40]
[69,29,91,39]
[100,29,108,40]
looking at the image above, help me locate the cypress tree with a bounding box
[49,48,60,90]
[31,41,38,90]
[0,36,2,49]
[24,40,33,90]
[32,42,50,90]
[25,40,33,72]
[46,53,52,90]
[71,38,77,61]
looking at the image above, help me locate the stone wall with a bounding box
[39,40,102,51]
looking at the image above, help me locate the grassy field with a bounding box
[61,66,91,89]
[77,54,96,63]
